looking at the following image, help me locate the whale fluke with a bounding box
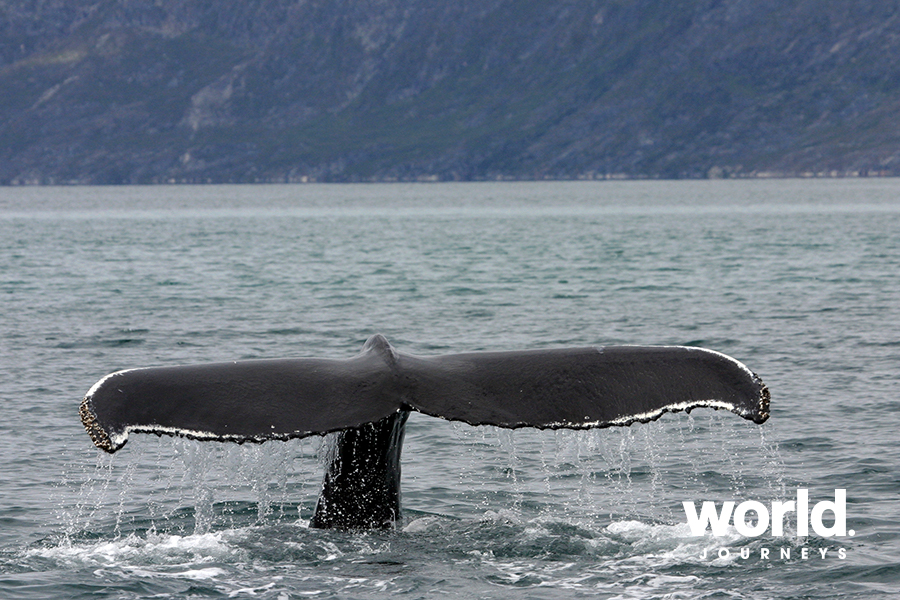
[80,335,769,529]
[81,335,403,453]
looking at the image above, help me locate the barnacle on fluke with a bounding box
[79,398,115,454]
[755,374,771,423]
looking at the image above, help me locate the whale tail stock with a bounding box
[80,334,770,529]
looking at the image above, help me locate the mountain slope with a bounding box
[2,0,899,183]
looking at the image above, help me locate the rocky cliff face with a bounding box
[2,0,899,184]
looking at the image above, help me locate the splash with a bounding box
[55,435,324,543]
[449,411,785,528]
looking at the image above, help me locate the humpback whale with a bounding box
[80,334,769,530]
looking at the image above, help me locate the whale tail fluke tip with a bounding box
[80,398,119,454]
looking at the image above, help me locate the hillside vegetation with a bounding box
[2,0,899,183]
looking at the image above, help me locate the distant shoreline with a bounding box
[4,170,897,187]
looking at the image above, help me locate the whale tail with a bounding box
[80,335,769,529]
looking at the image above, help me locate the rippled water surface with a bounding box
[1,180,898,598]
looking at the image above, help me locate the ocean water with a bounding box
[0,179,898,599]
